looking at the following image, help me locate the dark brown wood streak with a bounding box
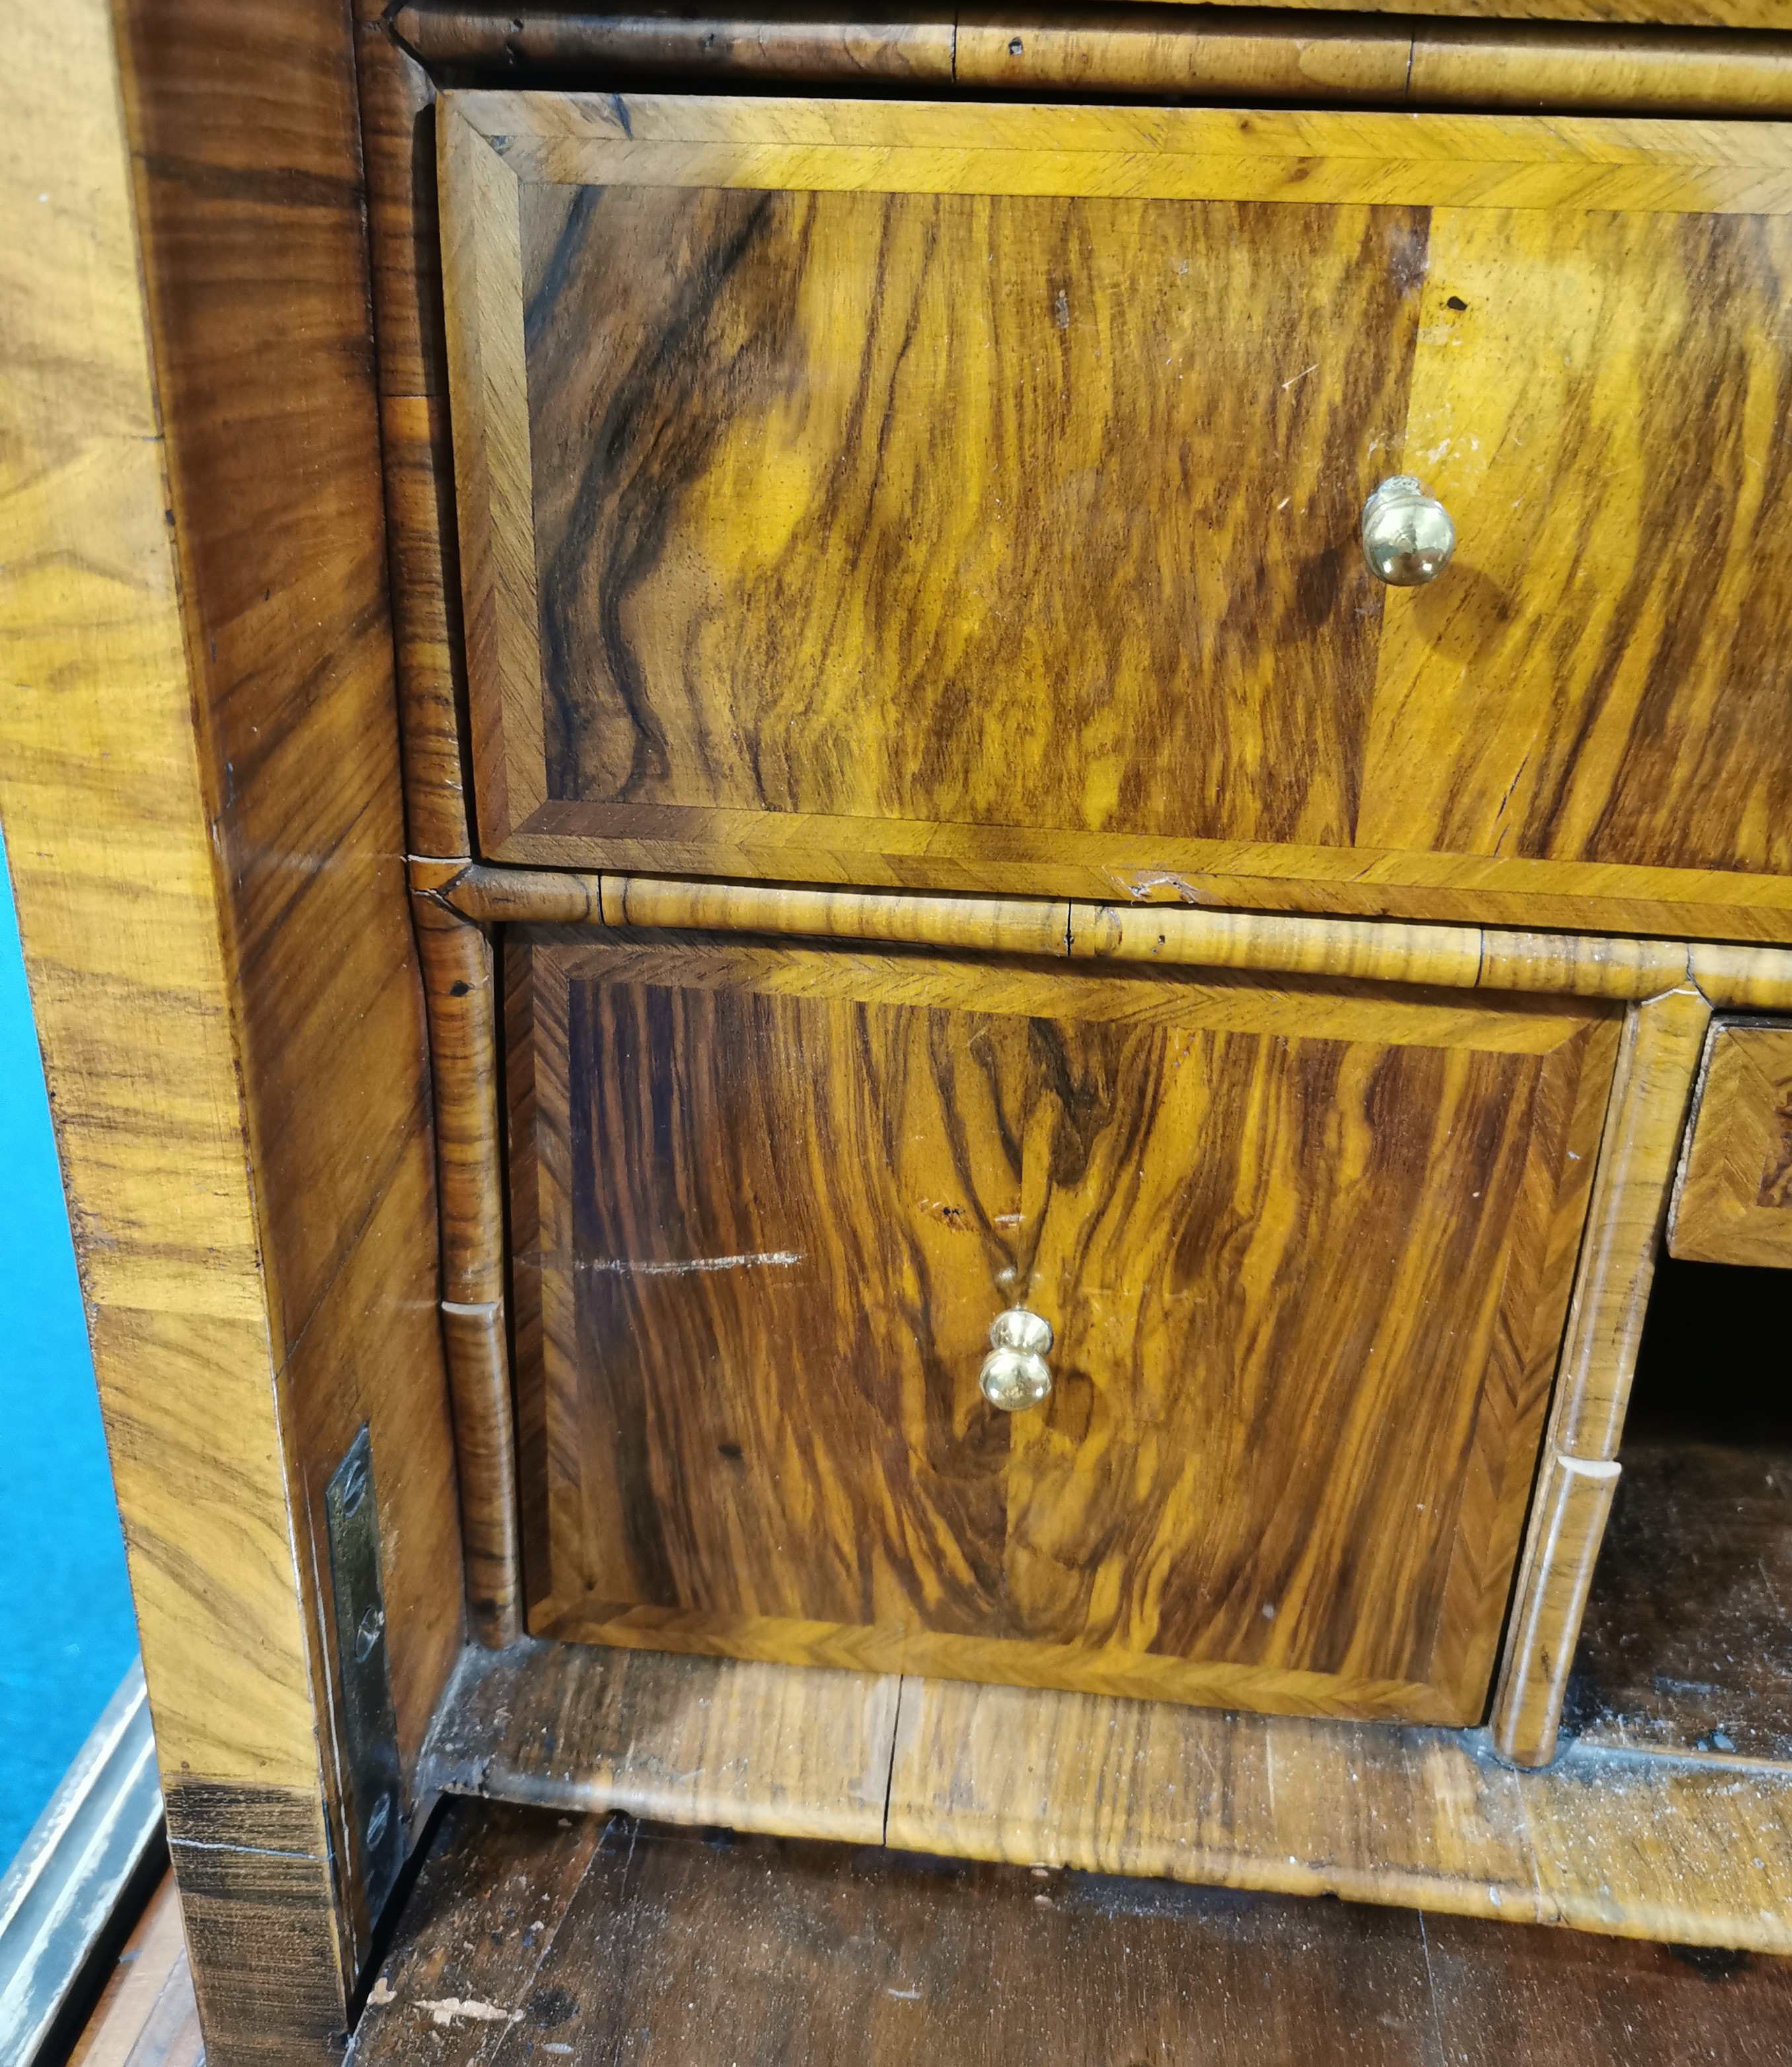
[508,931,1614,1723]
[521,182,1427,844]
[1364,205,1792,879]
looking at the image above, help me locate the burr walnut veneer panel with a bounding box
[507,932,1617,1725]
[442,94,1792,929]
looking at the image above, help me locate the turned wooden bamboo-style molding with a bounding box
[411,889,524,1647]
[1491,984,1713,1769]
[423,863,1792,1011]
[392,3,1792,116]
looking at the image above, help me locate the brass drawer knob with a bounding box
[1361,475,1456,587]
[978,1309,1054,1412]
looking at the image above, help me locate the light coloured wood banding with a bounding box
[1690,941,1792,1010]
[436,867,1715,1003]
[1491,1453,1624,1769]
[439,97,542,855]
[1072,903,1691,999]
[602,873,1072,957]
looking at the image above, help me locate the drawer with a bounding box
[505,932,1618,1724]
[442,94,1792,909]
[1669,1018,1792,1269]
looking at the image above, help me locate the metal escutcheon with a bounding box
[978,1308,1054,1412]
[1360,475,1456,587]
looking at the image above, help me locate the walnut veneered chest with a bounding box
[11,5,1792,2056]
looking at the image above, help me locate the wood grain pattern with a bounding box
[1543,986,1714,1463]
[452,92,1792,213]
[441,101,542,857]
[161,1783,347,2063]
[1569,1428,1792,1765]
[966,10,1792,114]
[467,826,1792,940]
[413,1642,1792,1955]
[448,867,1792,1006]
[1690,941,1792,1008]
[1490,985,1712,1768]
[1668,1020,1792,1268]
[413,892,524,1644]
[1360,203,1792,879]
[437,92,1792,934]
[1193,0,1791,23]
[602,874,1073,959]
[1407,20,1792,110]
[396,4,956,79]
[968,9,1416,100]
[508,930,1616,1723]
[0,13,350,2042]
[349,1801,1792,2067]
[1489,1453,1622,1768]
[345,1802,606,2067]
[116,0,474,1969]
[356,18,480,865]
[419,1638,901,1843]
[513,178,1419,844]
[69,1870,202,2067]
[886,1677,1792,1950]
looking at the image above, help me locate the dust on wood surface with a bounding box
[347,1799,1792,2065]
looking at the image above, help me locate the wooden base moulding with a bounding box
[420,1640,1792,1955]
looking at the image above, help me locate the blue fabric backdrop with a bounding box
[0,834,139,1869]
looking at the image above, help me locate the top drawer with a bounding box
[440,94,1792,917]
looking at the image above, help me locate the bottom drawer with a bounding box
[505,931,1618,1726]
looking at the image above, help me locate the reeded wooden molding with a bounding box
[412,890,524,1645]
[1491,1453,1623,1768]
[1489,985,1711,1771]
[394,3,1792,114]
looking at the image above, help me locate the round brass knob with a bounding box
[978,1309,1054,1412]
[1360,476,1456,587]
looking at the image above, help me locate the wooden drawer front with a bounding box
[1669,1019,1792,1269]
[443,94,1792,912]
[507,933,1618,1724]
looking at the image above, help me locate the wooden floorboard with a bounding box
[345,1799,1792,2066]
[68,1870,203,2067]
